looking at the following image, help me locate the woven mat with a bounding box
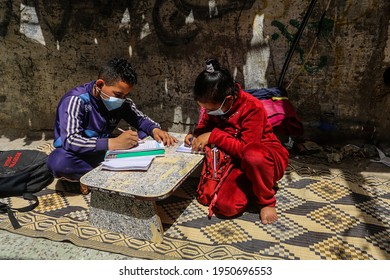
[1,157,389,260]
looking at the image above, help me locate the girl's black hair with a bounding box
[193,58,237,103]
[98,57,137,86]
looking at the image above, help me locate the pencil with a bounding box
[117,127,144,143]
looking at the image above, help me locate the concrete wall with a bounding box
[0,0,389,144]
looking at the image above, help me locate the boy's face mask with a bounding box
[98,87,126,111]
[206,97,233,116]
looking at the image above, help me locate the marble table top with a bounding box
[80,133,204,200]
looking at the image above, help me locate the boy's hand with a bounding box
[191,132,211,152]
[152,128,178,147]
[108,130,138,150]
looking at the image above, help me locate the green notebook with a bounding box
[105,140,165,160]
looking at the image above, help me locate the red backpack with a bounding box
[197,146,234,218]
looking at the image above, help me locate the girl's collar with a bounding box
[229,83,243,110]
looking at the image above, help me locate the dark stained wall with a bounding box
[1,0,389,144]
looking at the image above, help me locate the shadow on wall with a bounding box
[0,0,261,143]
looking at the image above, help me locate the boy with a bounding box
[47,57,177,193]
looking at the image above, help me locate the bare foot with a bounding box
[260,206,278,224]
[79,182,90,195]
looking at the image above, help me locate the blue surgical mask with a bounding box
[98,88,125,111]
[206,97,233,116]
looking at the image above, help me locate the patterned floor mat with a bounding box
[1,160,389,260]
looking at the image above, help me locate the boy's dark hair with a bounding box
[193,58,237,103]
[98,57,137,86]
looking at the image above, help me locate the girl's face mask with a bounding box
[206,97,233,116]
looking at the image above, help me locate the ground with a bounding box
[0,135,389,259]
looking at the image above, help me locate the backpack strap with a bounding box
[0,193,39,229]
[208,163,234,218]
[0,202,21,229]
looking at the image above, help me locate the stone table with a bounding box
[80,133,204,243]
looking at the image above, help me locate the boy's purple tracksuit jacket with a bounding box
[46,81,161,180]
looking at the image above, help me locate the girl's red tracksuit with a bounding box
[194,84,289,217]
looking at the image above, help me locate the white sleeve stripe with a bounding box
[68,134,97,145]
[66,140,96,148]
[65,96,97,147]
[66,96,76,135]
[67,96,81,136]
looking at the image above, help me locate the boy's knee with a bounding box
[47,149,80,180]
[46,149,63,175]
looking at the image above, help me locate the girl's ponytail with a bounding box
[194,58,236,103]
[205,58,220,73]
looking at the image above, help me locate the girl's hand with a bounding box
[191,132,211,152]
[184,133,193,147]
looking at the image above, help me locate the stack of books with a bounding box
[102,140,165,171]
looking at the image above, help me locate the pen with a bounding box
[184,123,196,148]
[213,147,217,178]
[190,123,197,145]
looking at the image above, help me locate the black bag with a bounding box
[0,150,53,229]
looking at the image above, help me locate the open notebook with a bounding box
[102,156,155,171]
[176,143,192,153]
[176,143,205,154]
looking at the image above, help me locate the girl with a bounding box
[185,58,289,224]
